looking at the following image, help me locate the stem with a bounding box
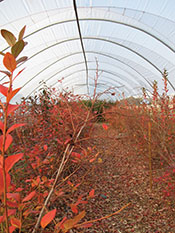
[2,76,13,233]
[32,143,73,233]
[74,203,131,228]
[32,98,93,233]
[148,122,152,191]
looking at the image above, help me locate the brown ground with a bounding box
[71,123,175,233]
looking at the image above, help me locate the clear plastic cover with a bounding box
[0,0,174,101]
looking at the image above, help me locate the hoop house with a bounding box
[0,0,175,101]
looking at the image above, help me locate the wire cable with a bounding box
[73,0,89,94]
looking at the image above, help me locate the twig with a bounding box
[32,104,92,232]
[32,143,72,233]
[74,203,131,228]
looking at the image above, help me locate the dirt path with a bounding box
[76,124,175,233]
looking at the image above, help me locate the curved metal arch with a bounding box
[49,68,136,94]
[60,73,128,91]
[86,51,153,87]
[79,18,175,53]
[64,81,123,101]
[19,50,153,91]
[72,59,144,87]
[83,37,162,74]
[2,36,162,85]
[21,51,147,93]
[62,78,125,95]
[50,71,130,97]
[69,84,118,101]
[22,59,131,91]
[53,71,143,100]
[25,61,135,98]
[85,57,150,87]
[2,8,174,53]
[73,82,143,101]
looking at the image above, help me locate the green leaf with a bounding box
[1,29,16,47]
[11,40,25,58]
[18,25,26,41]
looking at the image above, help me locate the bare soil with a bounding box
[72,123,175,233]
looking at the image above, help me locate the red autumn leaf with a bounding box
[15,187,23,192]
[57,138,63,144]
[78,223,93,228]
[71,152,81,159]
[89,158,95,163]
[9,226,16,233]
[7,104,20,116]
[13,68,25,81]
[23,209,31,218]
[0,209,17,223]
[5,153,23,173]
[89,152,99,163]
[55,189,64,197]
[3,52,16,72]
[7,200,18,208]
[67,181,73,186]
[43,145,48,151]
[56,216,67,230]
[22,190,36,202]
[0,168,11,195]
[70,204,78,214]
[0,155,2,168]
[7,87,21,103]
[64,138,71,145]
[7,193,20,202]
[7,123,25,134]
[0,84,8,96]
[72,160,78,163]
[0,216,4,224]
[41,209,56,229]
[7,209,16,217]
[89,189,95,198]
[0,70,11,77]
[0,121,4,132]
[0,134,13,152]
[10,217,21,228]
[5,134,13,151]
[102,123,108,130]
[75,183,81,189]
[63,211,86,231]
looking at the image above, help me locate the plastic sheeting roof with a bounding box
[0,0,175,101]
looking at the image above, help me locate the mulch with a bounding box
[70,123,175,233]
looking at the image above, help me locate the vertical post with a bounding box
[148,122,152,191]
